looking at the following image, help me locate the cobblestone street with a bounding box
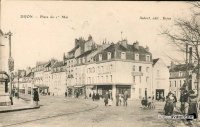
[1,95,199,127]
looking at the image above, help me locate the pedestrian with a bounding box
[147,96,152,109]
[76,91,79,98]
[92,92,95,101]
[119,94,123,106]
[172,93,177,107]
[187,90,198,125]
[116,91,119,106]
[108,90,113,106]
[65,91,68,98]
[141,97,145,107]
[104,91,109,106]
[89,93,91,98]
[33,89,39,106]
[96,92,100,100]
[164,92,175,115]
[123,89,128,106]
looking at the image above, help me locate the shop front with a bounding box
[116,85,131,98]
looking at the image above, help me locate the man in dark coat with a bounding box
[116,91,119,106]
[33,89,39,106]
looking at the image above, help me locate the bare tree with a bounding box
[161,2,200,99]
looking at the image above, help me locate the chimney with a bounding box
[170,61,176,70]
[145,46,149,52]
[189,47,192,64]
[120,40,127,49]
[133,41,139,49]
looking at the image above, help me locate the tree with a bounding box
[161,2,200,99]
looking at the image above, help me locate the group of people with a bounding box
[141,96,155,109]
[103,89,129,107]
[89,92,100,101]
[164,90,198,124]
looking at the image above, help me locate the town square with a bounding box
[0,1,200,127]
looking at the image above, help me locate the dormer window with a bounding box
[121,52,126,59]
[146,55,150,61]
[82,57,85,63]
[135,54,139,60]
[179,71,182,77]
[99,54,102,61]
[107,52,111,60]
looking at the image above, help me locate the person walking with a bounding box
[123,89,128,106]
[164,92,175,115]
[104,91,109,106]
[187,90,198,125]
[65,91,68,98]
[33,89,39,106]
[108,90,113,106]
[116,91,120,106]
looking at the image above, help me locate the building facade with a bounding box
[152,58,170,100]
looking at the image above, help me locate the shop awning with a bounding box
[74,85,83,88]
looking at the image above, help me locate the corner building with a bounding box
[71,37,153,99]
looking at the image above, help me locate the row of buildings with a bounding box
[12,35,170,100]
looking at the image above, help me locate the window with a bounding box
[179,71,182,77]
[135,54,139,60]
[110,65,113,72]
[139,76,141,83]
[101,76,103,83]
[121,52,126,59]
[146,55,150,61]
[139,88,142,94]
[101,66,104,73]
[139,66,142,72]
[82,57,85,63]
[98,66,100,73]
[107,52,111,60]
[175,81,176,87]
[146,67,149,72]
[99,54,102,61]
[180,80,182,87]
[170,81,171,87]
[93,67,95,73]
[106,75,108,82]
[133,76,135,83]
[146,77,149,83]
[110,75,112,82]
[157,70,160,77]
[133,66,135,71]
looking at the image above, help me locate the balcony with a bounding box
[132,71,143,76]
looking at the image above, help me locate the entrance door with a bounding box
[156,89,164,101]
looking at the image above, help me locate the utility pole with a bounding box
[5,31,14,105]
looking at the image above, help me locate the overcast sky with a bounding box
[1,1,192,71]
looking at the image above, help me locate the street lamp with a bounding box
[4,31,14,105]
[30,72,34,105]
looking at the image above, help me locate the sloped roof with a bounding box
[68,45,79,53]
[153,58,159,65]
[52,61,64,68]
[76,49,96,58]
[170,63,194,72]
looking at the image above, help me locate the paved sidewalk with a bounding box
[0,97,39,113]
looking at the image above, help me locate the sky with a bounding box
[1,1,193,71]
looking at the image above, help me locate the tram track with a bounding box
[2,103,98,127]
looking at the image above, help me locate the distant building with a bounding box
[152,58,169,100]
[50,61,66,95]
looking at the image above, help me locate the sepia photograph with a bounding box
[0,1,200,127]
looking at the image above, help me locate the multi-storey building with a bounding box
[43,59,57,95]
[152,58,169,100]
[50,61,67,95]
[68,36,153,99]
[169,61,194,100]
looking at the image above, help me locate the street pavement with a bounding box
[0,95,199,127]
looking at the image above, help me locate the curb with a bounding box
[0,106,40,113]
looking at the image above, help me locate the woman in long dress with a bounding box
[187,90,198,124]
[108,90,112,106]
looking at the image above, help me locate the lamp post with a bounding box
[30,72,34,105]
[5,31,14,105]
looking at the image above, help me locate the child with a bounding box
[119,94,123,106]
[147,96,152,109]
